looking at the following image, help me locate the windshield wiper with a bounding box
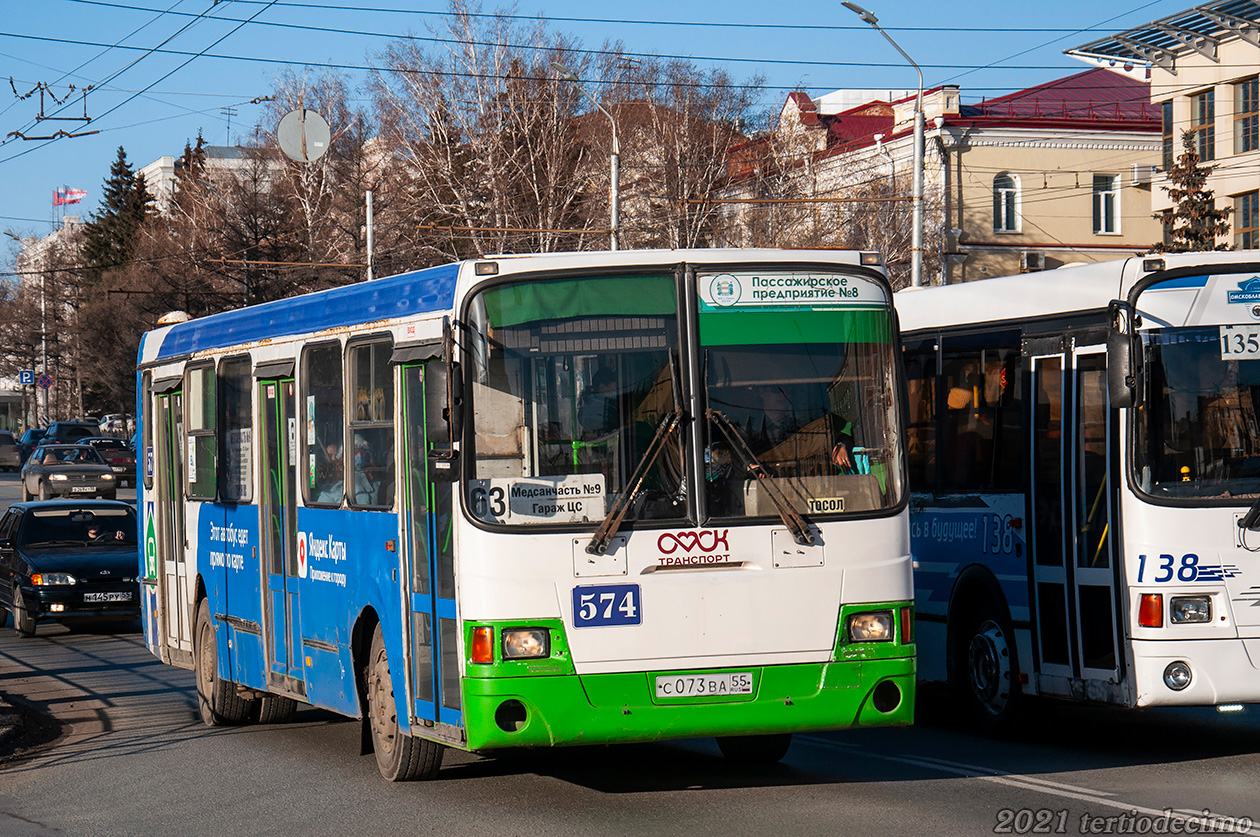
[707,409,814,546]
[1239,496,1260,530]
[587,410,682,555]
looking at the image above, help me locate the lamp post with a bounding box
[550,61,620,251]
[842,2,924,288]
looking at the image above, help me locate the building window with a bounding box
[1237,191,1259,250]
[1237,77,1258,155]
[993,174,1019,233]
[1162,101,1174,171]
[1189,89,1215,162]
[1092,175,1119,234]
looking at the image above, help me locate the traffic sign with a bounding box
[18,369,33,385]
[37,374,52,389]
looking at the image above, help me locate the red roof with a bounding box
[962,67,1158,122]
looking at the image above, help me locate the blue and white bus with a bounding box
[896,250,1260,730]
[137,249,915,779]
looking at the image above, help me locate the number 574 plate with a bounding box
[572,584,641,627]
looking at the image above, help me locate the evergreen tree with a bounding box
[1155,130,1232,253]
[81,146,154,277]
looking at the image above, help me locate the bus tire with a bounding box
[716,733,792,765]
[254,694,298,724]
[366,625,443,781]
[194,598,250,726]
[956,607,1021,734]
[11,586,36,637]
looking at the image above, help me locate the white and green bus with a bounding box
[137,249,914,779]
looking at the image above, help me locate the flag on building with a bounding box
[53,187,87,206]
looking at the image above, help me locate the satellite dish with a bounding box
[277,108,331,163]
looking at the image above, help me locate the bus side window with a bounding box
[940,338,1022,492]
[218,356,253,503]
[903,341,938,490]
[348,339,395,509]
[186,363,217,500]
[302,341,345,507]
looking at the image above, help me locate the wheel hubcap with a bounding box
[368,652,396,757]
[967,620,1011,715]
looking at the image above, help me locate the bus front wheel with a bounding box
[716,733,792,765]
[194,598,251,726]
[365,625,443,781]
[957,610,1022,734]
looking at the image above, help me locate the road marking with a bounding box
[798,735,1260,834]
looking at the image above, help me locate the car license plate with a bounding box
[655,672,754,698]
[83,592,132,602]
[70,486,95,493]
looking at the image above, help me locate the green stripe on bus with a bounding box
[481,275,676,327]
[698,308,891,346]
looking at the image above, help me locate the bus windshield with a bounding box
[466,273,685,527]
[699,269,903,520]
[1136,326,1260,499]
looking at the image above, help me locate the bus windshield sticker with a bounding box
[470,474,606,525]
[697,270,886,310]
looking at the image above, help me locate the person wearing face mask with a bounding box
[352,436,377,505]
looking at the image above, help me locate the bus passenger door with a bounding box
[1029,348,1121,696]
[154,389,191,655]
[401,362,461,729]
[260,378,304,693]
[1069,348,1120,689]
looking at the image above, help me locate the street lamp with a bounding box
[842,1,925,288]
[550,61,620,251]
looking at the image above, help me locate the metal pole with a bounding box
[842,2,925,288]
[366,189,375,281]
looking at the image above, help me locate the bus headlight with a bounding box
[847,611,894,642]
[1170,596,1212,624]
[502,628,549,660]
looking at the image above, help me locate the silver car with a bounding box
[0,431,18,472]
[20,445,118,501]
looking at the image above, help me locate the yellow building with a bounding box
[1067,0,1259,249]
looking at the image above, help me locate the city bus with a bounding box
[136,249,915,780]
[895,250,1260,730]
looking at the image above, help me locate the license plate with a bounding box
[70,486,95,493]
[655,672,754,698]
[83,592,132,602]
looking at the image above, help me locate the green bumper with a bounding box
[462,656,915,751]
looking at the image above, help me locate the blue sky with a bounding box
[0,0,1189,244]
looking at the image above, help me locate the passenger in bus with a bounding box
[352,436,377,505]
[315,442,344,503]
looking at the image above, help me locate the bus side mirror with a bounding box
[445,360,464,438]
[1107,300,1139,409]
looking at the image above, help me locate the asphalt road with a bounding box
[3,471,1260,836]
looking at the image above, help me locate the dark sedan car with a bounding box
[81,437,137,488]
[1,501,141,636]
[17,428,46,465]
[20,444,118,501]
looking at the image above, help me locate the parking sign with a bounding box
[18,369,33,385]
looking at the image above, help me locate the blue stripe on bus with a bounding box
[155,263,460,360]
[1146,275,1208,290]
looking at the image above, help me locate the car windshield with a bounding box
[19,508,137,547]
[38,447,105,466]
[1135,325,1260,499]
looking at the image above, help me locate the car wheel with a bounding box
[38,481,50,501]
[20,481,30,502]
[716,733,793,765]
[366,624,443,781]
[194,598,250,726]
[11,586,36,637]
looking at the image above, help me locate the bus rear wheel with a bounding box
[253,694,298,724]
[365,625,443,781]
[716,733,792,765]
[194,598,250,726]
[957,610,1021,734]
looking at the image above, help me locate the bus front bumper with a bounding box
[461,656,915,751]
[1132,637,1260,707]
